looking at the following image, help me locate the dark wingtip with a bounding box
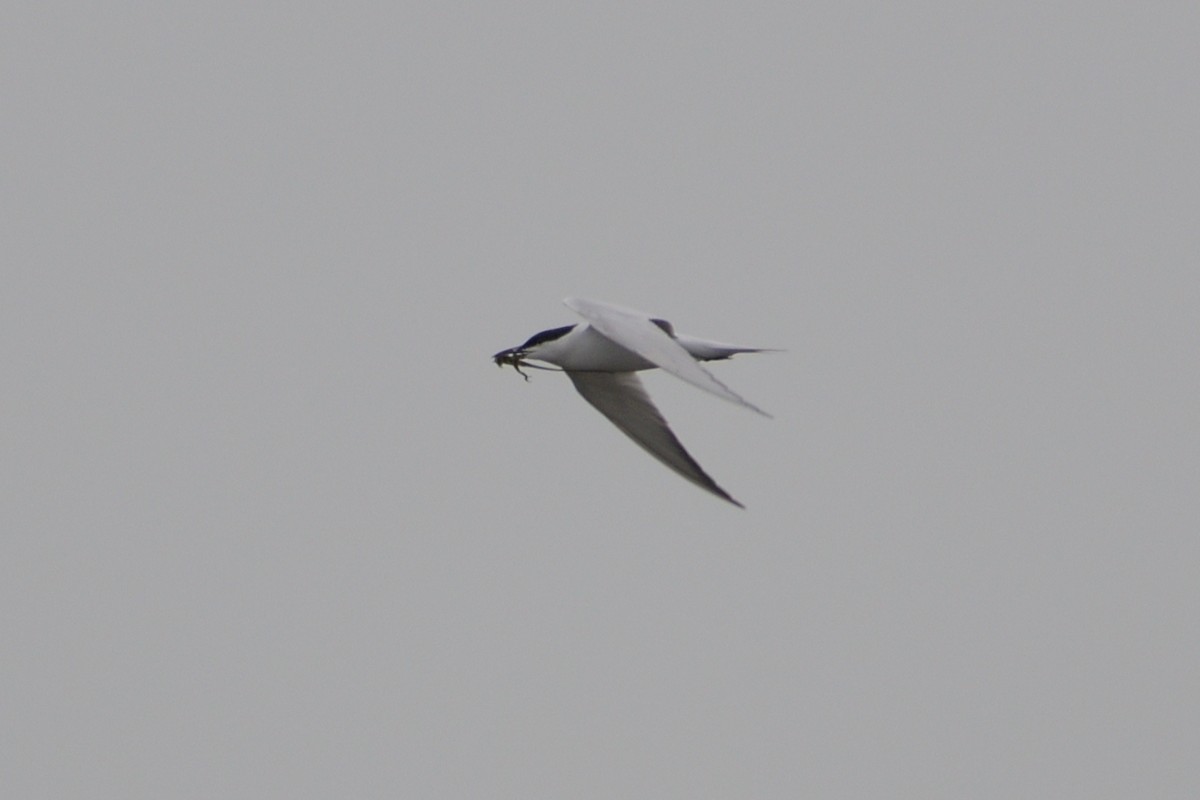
[718,489,746,509]
[707,482,745,508]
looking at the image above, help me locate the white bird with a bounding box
[493,297,774,507]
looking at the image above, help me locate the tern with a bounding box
[493,297,774,507]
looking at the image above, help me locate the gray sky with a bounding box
[4,2,1197,797]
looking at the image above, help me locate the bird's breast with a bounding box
[530,325,657,372]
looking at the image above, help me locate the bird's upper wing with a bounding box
[563,297,769,417]
[567,370,743,507]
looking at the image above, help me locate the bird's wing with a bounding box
[564,297,769,417]
[567,370,743,507]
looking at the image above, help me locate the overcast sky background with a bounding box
[4,2,1197,798]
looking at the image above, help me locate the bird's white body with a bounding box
[522,323,764,372]
[521,324,659,372]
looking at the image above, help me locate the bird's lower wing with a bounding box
[564,297,769,417]
[567,370,743,507]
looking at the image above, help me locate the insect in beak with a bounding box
[492,349,532,381]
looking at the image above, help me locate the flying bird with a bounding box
[493,297,774,507]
